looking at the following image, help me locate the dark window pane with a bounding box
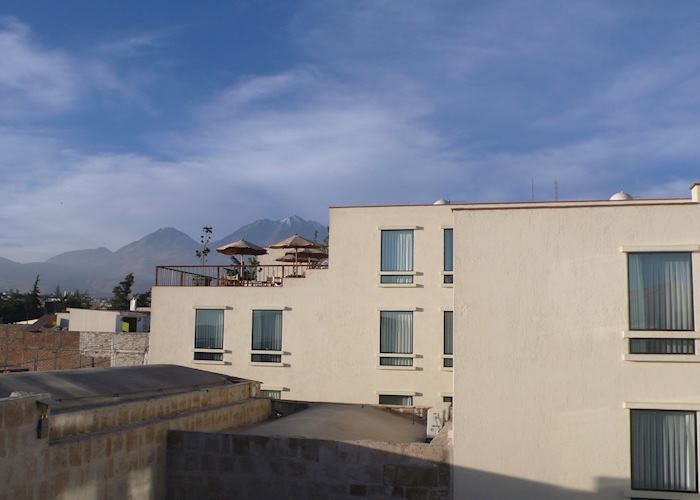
[443,358,453,368]
[443,274,454,284]
[628,253,693,331]
[444,229,453,272]
[380,275,414,284]
[378,395,413,406]
[260,390,281,399]
[379,357,413,366]
[194,352,223,361]
[251,354,282,363]
[631,410,697,492]
[194,309,224,349]
[629,338,695,355]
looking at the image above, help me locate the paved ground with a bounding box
[230,403,426,442]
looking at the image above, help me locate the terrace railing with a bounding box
[155,263,327,287]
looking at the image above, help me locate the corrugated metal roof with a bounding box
[0,364,250,410]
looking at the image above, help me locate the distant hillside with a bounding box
[0,216,325,295]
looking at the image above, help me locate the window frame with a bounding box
[378,310,415,369]
[443,228,454,285]
[193,308,225,363]
[630,409,699,494]
[379,228,415,285]
[250,309,284,365]
[627,251,695,333]
[442,310,453,369]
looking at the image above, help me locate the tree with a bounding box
[27,275,42,317]
[111,273,135,310]
[135,290,151,308]
[321,226,329,253]
[195,226,213,265]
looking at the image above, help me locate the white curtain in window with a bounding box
[381,230,413,272]
[631,410,696,492]
[629,253,693,330]
[194,309,224,349]
[380,311,413,366]
[252,310,282,351]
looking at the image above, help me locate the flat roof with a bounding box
[329,197,693,210]
[0,364,250,411]
[231,403,426,443]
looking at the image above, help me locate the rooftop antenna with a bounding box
[554,180,559,201]
[531,177,535,201]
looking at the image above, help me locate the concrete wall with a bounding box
[80,331,148,367]
[150,204,457,407]
[453,199,700,499]
[67,309,150,333]
[0,384,269,499]
[166,431,450,499]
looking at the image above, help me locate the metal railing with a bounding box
[155,263,327,287]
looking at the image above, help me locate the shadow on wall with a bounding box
[454,469,629,500]
[165,430,631,500]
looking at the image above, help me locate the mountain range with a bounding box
[0,216,326,295]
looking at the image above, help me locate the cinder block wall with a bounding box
[79,331,149,366]
[166,431,451,499]
[0,326,100,371]
[0,386,270,500]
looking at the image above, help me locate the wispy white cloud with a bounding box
[1,3,700,262]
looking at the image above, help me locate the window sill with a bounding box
[377,365,417,371]
[623,354,700,363]
[441,284,454,288]
[624,489,700,499]
[378,283,419,288]
[249,362,286,367]
[192,360,226,365]
[440,367,454,372]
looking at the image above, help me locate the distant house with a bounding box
[61,307,150,333]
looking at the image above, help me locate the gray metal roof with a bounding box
[0,364,249,410]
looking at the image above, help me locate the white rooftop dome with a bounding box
[433,198,449,205]
[609,191,633,201]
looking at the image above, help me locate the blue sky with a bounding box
[2,1,700,261]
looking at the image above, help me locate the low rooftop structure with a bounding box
[233,402,427,442]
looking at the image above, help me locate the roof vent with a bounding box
[609,191,633,201]
[433,198,449,205]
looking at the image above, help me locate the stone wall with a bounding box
[79,331,149,367]
[0,385,270,499]
[166,431,451,499]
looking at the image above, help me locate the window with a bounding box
[251,310,282,363]
[378,395,413,406]
[631,410,697,493]
[443,229,453,284]
[380,311,413,366]
[443,311,453,368]
[629,338,695,355]
[194,309,224,361]
[260,390,281,400]
[628,252,693,331]
[381,230,414,284]
[443,396,453,404]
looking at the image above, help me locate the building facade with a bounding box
[150,204,456,407]
[150,183,700,498]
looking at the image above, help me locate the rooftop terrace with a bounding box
[155,263,327,287]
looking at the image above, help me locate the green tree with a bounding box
[27,275,42,317]
[111,273,135,310]
[135,290,151,308]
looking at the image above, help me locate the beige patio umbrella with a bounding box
[216,239,267,277]
[269,234,321,277]
[268,234,319,267]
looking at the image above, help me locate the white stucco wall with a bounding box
[150,204,456,407]
[453,197,700,499]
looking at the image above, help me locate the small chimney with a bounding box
[129,298,137,312]
[691,182,700,203]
